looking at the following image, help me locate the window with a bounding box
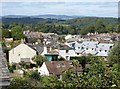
[66,56,69,60]
[18,54,20,56]
[86,48,88,50]
[92,48,94,50]
[100,50,101,52]
[105,50,107,52]
[110,46,112,49]
[78,47,80,49]
[77,53,79,55]
[66,50,69,53]
[81,47,84,50]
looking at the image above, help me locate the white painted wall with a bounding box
[41,46,47,56]
[59,50,81,60]
[9,43,36,64]
[38,62,49,76]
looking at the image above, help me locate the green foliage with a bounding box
[2,17,117,35]
[19,61,30,69]
[41,75,62,88]
[8,64,16,73]
[2,29,11,38]
[8,55,120,88]
[108,41,120,64]
[32,55,47,66]
[11,25,24,40]
[8,77,32,89]
[24,70,40,80]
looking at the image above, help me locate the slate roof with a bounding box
[74,41,113,57]
[45,61,82,75]
[59,44,73,50]
[26,43,44,55]
[0,44,10,87]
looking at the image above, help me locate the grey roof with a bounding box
[27,43,44,54]
[0,44,10,87]
[74,41,113,57]
[60,44,73,50]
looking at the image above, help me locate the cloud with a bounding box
[1,0,120,2]
[1,2,118,17]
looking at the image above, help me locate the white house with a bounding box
[38,61,82,76]
[9,43,37,64]
[59,45,81,60]
[74,41,113,57]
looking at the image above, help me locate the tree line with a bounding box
[2,17,119,39]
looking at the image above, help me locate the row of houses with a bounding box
[9,40,113,65]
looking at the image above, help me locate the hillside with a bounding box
[1,16,118,35]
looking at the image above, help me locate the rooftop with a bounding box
[0,44,10,87]
[45,61,82,75]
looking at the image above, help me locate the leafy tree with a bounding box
[11,25,24,40]
[41,75,62,88]
[25,70,40,80]
[2,29,11,38]
[116,24,120,33]
[108,41,120,64]
[61,70,75,88]
[32,55,47,67]
[8,77,32,89]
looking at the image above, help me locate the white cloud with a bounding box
[1,1,118,17]
[1,0,119,2]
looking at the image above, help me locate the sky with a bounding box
[0,0,119,17]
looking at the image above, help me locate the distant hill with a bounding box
[1,15,118,35]
[1,14,81,19]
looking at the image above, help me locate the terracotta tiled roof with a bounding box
[45,61,82,75]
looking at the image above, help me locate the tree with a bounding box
[62,70,75,88]
[11,25,24,40]
[32,55,47,67]
[108,41,120,65]
[25,70,40,80]
[41,75,62,88]
[58,35,65,43]
[2,29,11,38]
[8,77,32,89]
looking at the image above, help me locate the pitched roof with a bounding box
[0,44,10,86]
[60,44,73,50]
[27,43,44,54]
[45,61,82,75]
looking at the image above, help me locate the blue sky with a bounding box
[1,1,118,17]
